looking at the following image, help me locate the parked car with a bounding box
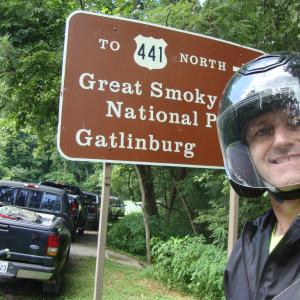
[108,196,125,221]
[40,181,88,235]
[83,191,100,229]
[0,180,72,293]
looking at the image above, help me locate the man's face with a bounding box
[246,109,300,188]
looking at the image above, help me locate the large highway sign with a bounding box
[58,11,264,168]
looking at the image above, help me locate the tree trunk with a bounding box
[135,165,152,264]
[169,168,197,234]
[167,184,177,219]
[174,182,198,235]
[135,165,158,216]
[127,169,136,202]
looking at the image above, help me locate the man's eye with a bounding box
[254,126,272,137]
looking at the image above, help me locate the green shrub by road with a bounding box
[151,236,227,300]
[107,214,226,299]
[107,213,193,256]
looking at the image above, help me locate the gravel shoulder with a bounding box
[70,230,98,257]
[71,229,146,269]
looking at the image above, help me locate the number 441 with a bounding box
[137,43,163,63]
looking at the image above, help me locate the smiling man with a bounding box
[246,109,300,189]
[217,52,300,300]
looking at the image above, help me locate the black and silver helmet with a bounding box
[217,52,300,199]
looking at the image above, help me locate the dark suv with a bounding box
[83,192,101,229]
[40,181,88,236]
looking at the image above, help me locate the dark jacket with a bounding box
[224,209,300,300]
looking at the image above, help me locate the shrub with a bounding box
[107,213,146,255]
[151,236,227,300]
[107,213,187,256]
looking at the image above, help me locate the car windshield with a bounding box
[0,186,62,213]
[84,193,98,205]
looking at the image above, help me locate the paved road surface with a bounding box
[70,230,98,257]
[71,229,145,269]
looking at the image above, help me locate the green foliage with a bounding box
[140,1,203,30]
[41,170,77,185]
[107,212,193,256]
[151,236,226,300]
[0,119,43,181]
[111,164,140,201]
[41,153,103,193]
[80,166,103,193]
[107,213,147,255]
[0,0,80,139]
[239,193,271,231]
[161,208,196,236]
[0,118,103,191]
[192,170,229,248]
[192,170,271,248]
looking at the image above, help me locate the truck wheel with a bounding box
[77,227,84,235]
[71,228,76,242]
[43,274,62,294]
[66,244,71,261]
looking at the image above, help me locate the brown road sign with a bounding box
[58,11,264,168]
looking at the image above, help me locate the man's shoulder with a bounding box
[250,209,275,228]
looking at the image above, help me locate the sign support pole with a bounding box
[94,162,112,300]
[227,185,239,257]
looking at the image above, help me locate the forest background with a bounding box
[0,1,299,299]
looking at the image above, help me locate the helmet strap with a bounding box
[269,189,300,203]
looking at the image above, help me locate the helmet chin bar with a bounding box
[230,180,300,203]
[258,179,300,202]
[269,189,300,203]
[230,180,265,198]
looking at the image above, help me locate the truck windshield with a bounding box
[0,186,62,213]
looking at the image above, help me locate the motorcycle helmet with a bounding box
[217,52,300,200]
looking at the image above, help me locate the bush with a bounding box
[107,213,146,255]
[151,236,227,300]
[107,213,186,256]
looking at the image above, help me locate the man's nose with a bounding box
[272,125,294,149]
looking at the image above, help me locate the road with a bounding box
[70,229,98,257]
[71,229,145,269]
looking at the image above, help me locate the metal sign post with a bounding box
[94,162,112,300]
[227,185,239,257]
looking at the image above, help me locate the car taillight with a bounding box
[46,234,60,257]
[70,202,78,210]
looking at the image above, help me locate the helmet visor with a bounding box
[218,84,300,190]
